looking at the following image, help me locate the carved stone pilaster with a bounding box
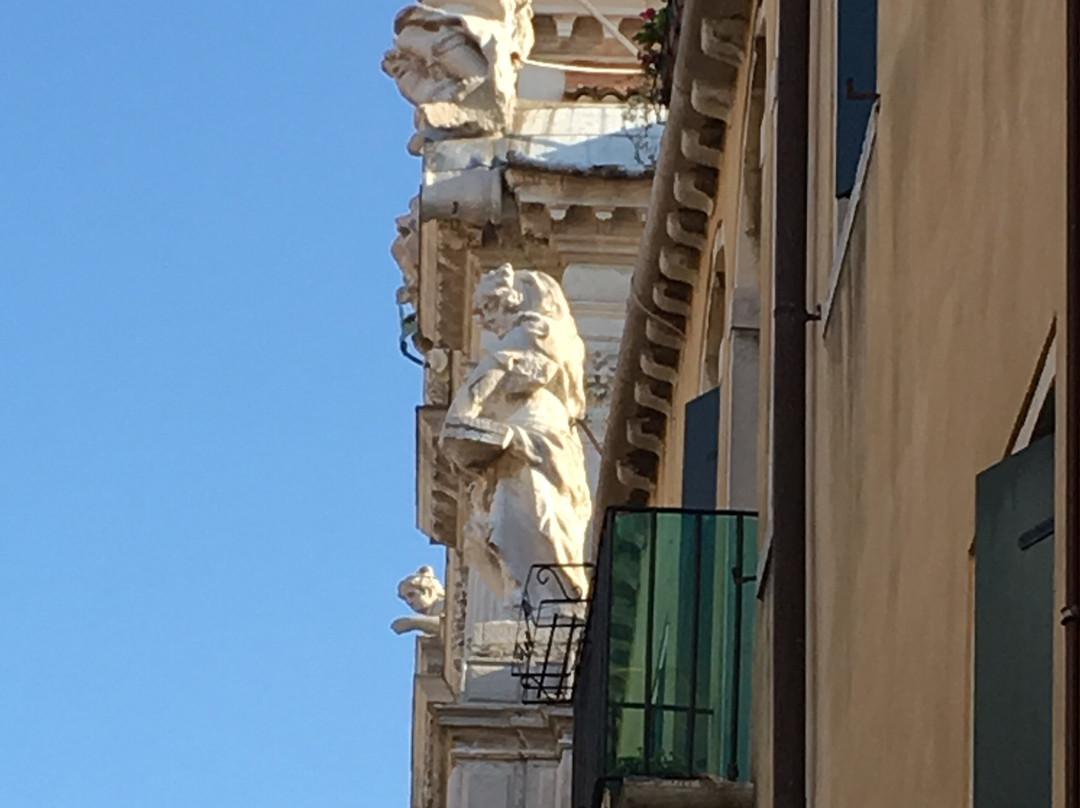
[418,220,481,353]
[418,405,463,547]
[445,549,470,694]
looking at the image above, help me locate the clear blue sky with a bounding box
[0,3,441,805]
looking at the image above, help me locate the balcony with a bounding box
[573,508,758,808]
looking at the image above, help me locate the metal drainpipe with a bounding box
[1067,0,1080,804]
[772,0,810,806]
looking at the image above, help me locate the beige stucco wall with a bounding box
[612,0,1068,804]
[806,2,1066,807]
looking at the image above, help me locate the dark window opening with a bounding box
[1031,382,1055,444]
[682,389,720,510]
[836,0,878,197]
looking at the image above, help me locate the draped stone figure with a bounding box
[382,0,534,150]
[440,264,592,603]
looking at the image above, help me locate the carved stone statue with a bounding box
[440,264,592,602]
[391,565,446,636]
[382,0,534,151]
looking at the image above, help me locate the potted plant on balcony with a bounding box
[634,1,678,105]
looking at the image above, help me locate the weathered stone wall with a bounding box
[389,4,656,808]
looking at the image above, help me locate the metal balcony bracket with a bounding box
[511,563,594,704]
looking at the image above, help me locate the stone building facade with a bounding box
[386,0,1079,807]
[383,3,657,807]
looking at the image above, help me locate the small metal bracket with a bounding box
[1018,517,1054,551]
[397,306,426,367]
[1063,603,1079,627]
[773,302,823,322]
[846,78,881,102]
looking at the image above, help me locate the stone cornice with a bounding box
[434,701,573,744]
[594,0,755,515]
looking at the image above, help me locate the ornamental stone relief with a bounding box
[584,349,617,410]
[391,196,420,307]
[382,0,535,153]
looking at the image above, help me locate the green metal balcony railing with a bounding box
[573,508,758,808]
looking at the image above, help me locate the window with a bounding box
[836,0,878,197]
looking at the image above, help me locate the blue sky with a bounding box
[0,3,441,805]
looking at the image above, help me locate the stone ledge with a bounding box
[605,776,754,808]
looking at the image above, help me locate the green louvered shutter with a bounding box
[682,388,720,509]
[974,435,1054,808]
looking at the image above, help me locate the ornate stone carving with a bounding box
[424,347,453,406]
[447,550,469,683]
[439,264,592,602]
[391,565,447,636]
[382,0,535,151]
[584,349,617,410]
[392,196,420,306]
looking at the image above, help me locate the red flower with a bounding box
[640,7,657,21]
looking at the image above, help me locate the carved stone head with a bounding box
[397,565,446,616]
[473,263,523,338]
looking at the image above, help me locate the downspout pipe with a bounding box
[772,0,810,806]
[1066,0,1079,804]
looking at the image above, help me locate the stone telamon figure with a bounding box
[440,264,592,603]
[391,565,446,636]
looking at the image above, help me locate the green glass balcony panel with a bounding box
[695,514,726,713]
[649,707,692,775]
[693,708,718,775]
[607,511,652,706]
[649,512,698,710]
[599,510,758,782]
[608,705,647,776]
[730,518,756,779]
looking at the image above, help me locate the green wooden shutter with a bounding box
[682,388,720,509]
[974,435,1054,808]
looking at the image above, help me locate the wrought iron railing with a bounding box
[512,563,593,704]
[573,508,758,807]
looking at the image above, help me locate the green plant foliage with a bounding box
[633,3,672,78]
